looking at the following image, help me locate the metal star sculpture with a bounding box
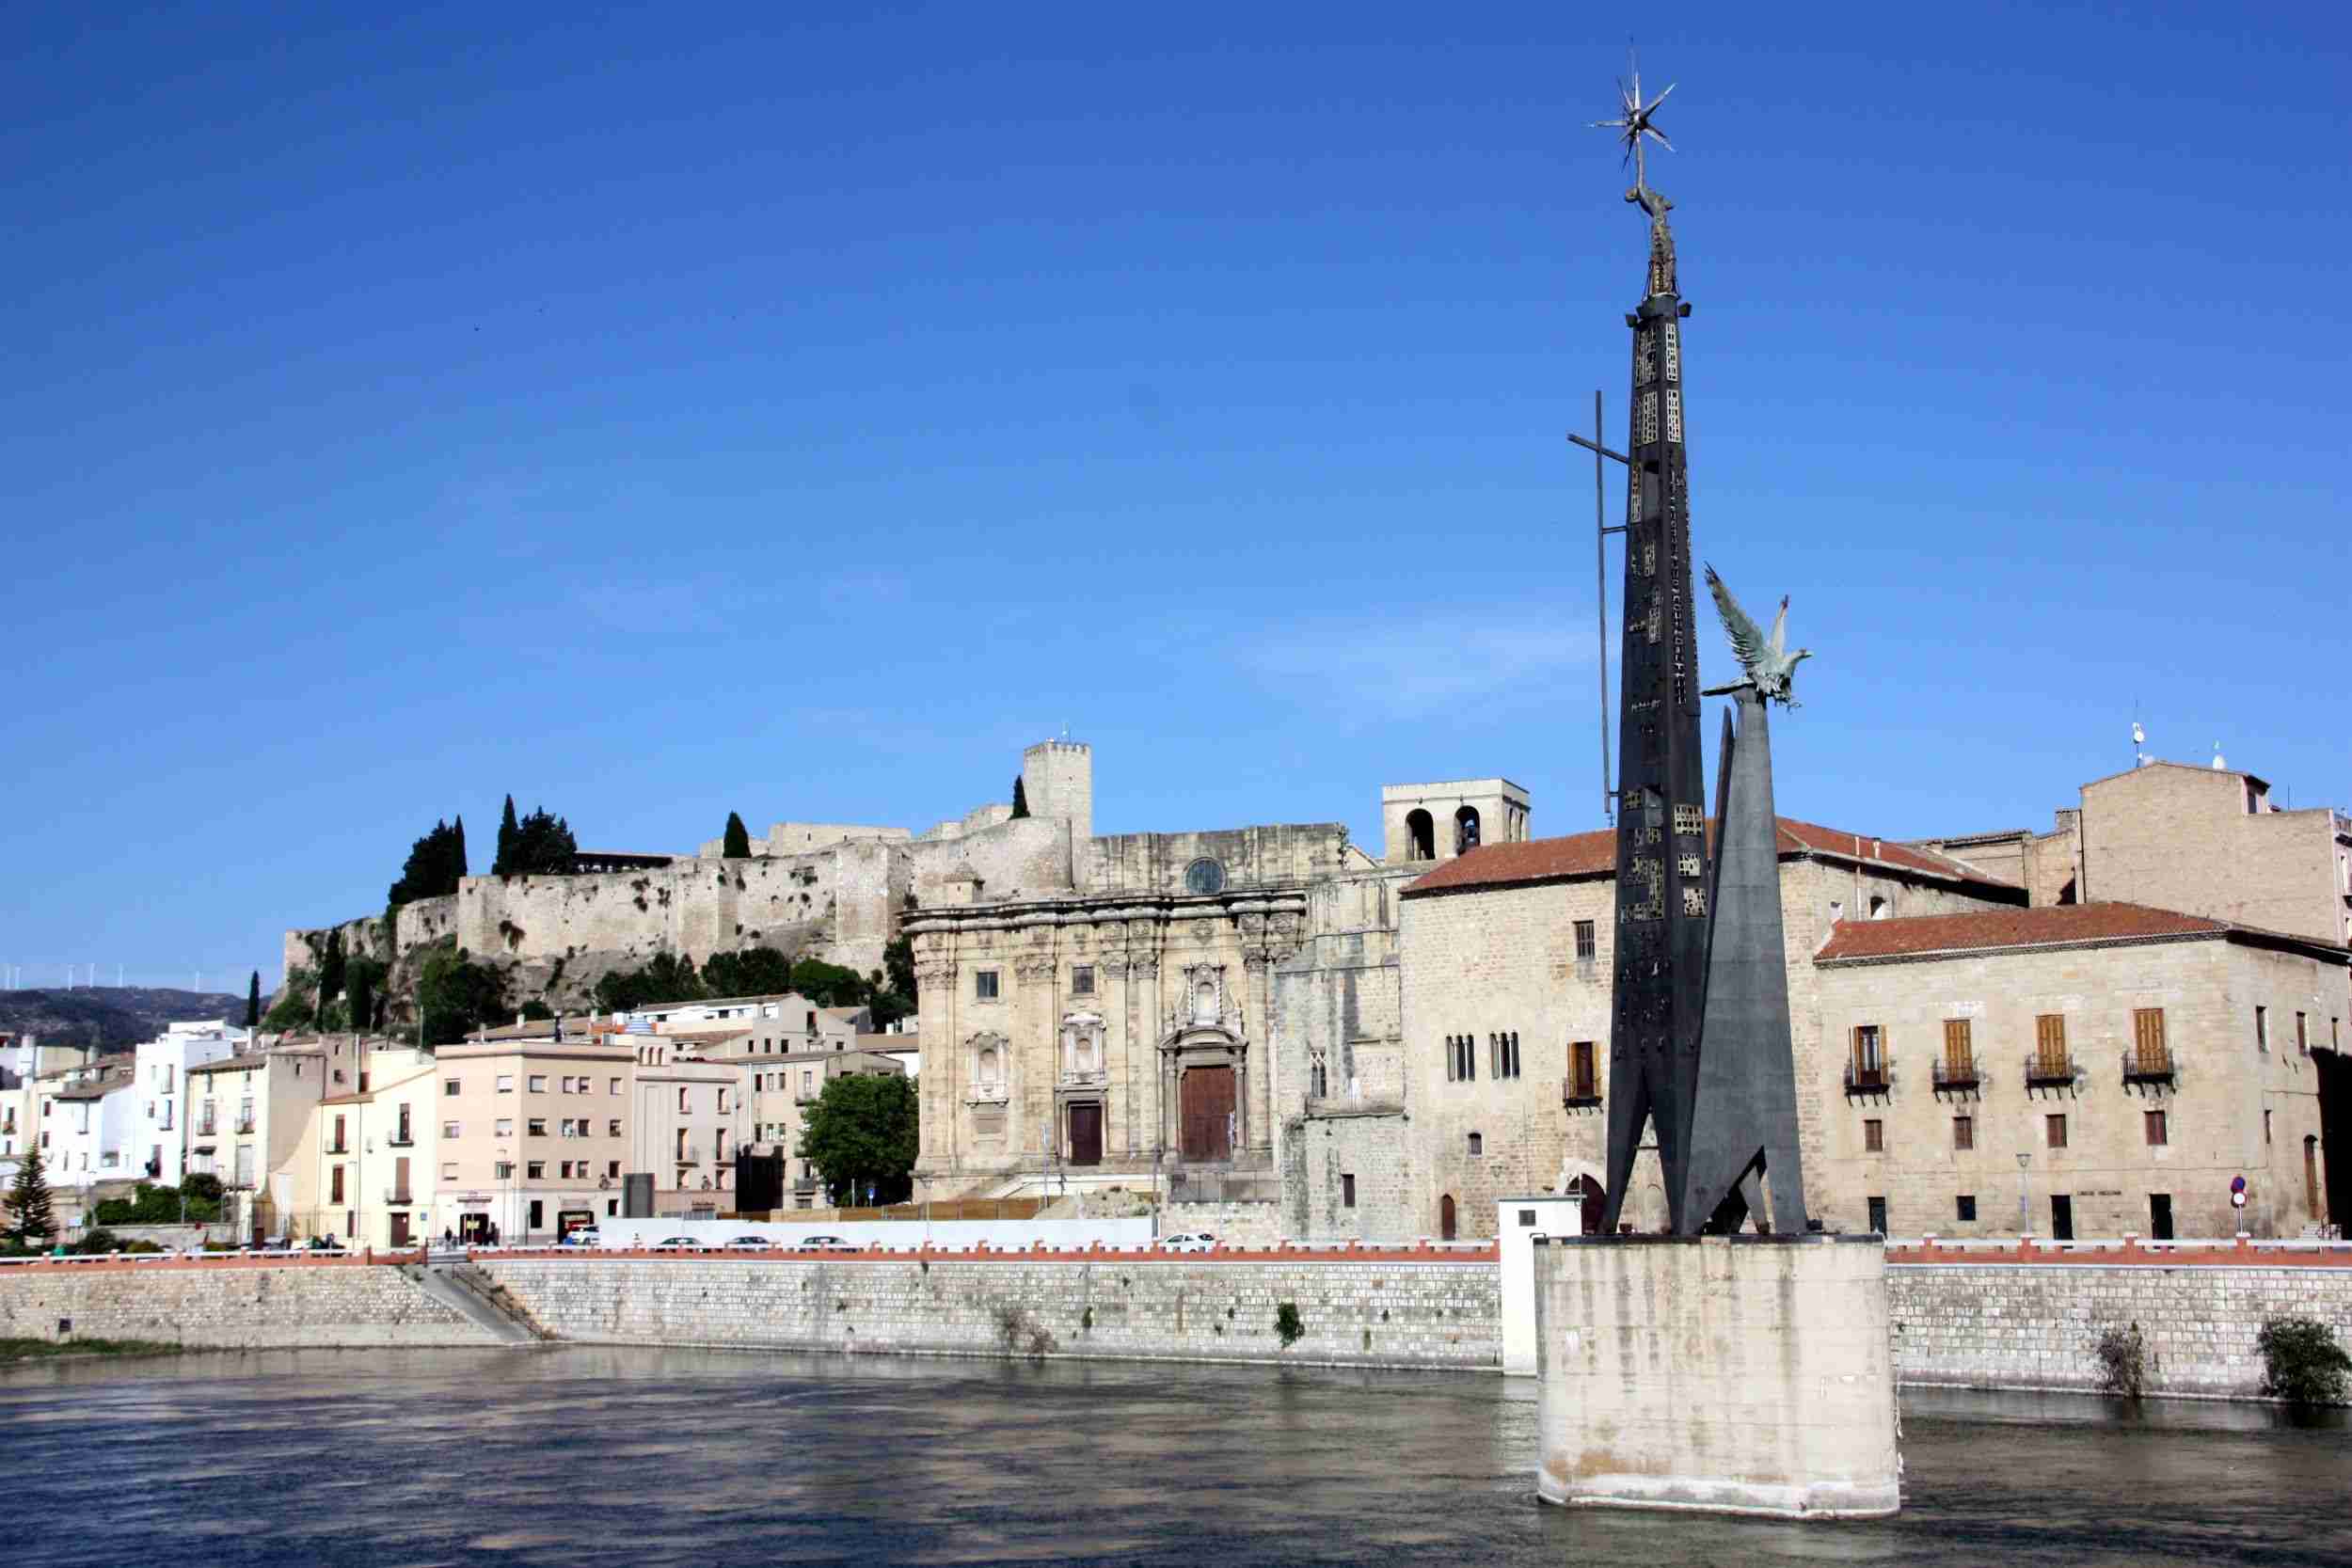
[1593,57,1676,191]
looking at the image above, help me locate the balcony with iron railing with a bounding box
[674,1146,700,1165]
[387,1132,414,1148]
[1563,1074,1602,1110]
[197,1117,217,1137]
[2024,1052,2080,1089]
[1843,1060,1894,1098]
[1931,1056,1980,1093]
[2122,1047,2176,1087]
[384,1187,413,1207]
[235,1118,256,1134]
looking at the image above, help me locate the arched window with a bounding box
[1309,1053,1327,1099]
[1869,895,1892,919]
[1406,809,1435,862]
[1454,806,1482,855]
[977,1047,998,1088]
[1439,1194,1457,1241]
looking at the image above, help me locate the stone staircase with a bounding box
[400,1260,551,1345]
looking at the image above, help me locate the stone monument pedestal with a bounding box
[1532,1233,1900,1518]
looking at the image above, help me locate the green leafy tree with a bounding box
[592,952,707,1013]
[497,801,577,877]
[882,934,915,1001]
[700,946,794,999]
[245,972,261,1029]
[418,947,509,1046]
[723,812,752,858]
[788,957,867,1009]
[1010,776,1030,818]
[263,964,318,1032]
[4,1145,58,1249]
[797,1074,917,1206]
[519,1000,556,1022]
[389,816,469,906]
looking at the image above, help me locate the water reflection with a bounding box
[3,1350,2341,1567]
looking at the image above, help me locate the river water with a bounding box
[4,1349,2343,1566]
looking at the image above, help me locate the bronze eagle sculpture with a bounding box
[1701,564,1812,707]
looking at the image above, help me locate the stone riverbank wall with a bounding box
[1884,1239,2352,1400]
[479,1246,1502,1370]
[0,1257,503,1350]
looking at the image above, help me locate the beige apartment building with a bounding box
[620,1035,749,1211]
[749,1050,905,1207]
[429,1037,638,1243]
[282,1066,443,1247]
[186,1049,328,1241]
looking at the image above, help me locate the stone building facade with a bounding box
[906,820,1359,1203]
[1390,821,2023,1242]
[1813,903,2344,1241]
[1918,760,2352,952]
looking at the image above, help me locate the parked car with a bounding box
[560,1227,600,1248]
[723,1235,774,1250]
[650,1236,707,1251]
[1156,1231,1218,1252]
[795,1234,852,1251]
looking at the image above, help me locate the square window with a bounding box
[442,1121,461,1139]
[1952,1116,1974,1151]
[1518,1210,1536,1227]
[1955,1195,1977,1223]
[528,1119,548,1137]
[1072,965,1095,997]
[439,1163,458,1181]
[607,1160,621,1179]
[610,1077,623,1096]
[527,1161,546,1180]
[608,1119,622,1137]
[497,1075,515,1094]
[2046,1114,2068,1150]
[1867,1196,1887,1234]
[495,1117,514,1138]
[976,971,1000,1001]
[2144,1110,2169,1147]
[1573,920,1597,959]
[494,1162,514,1180]
[1864,1119,1883,1153]
[1468,1132,1483,1157]
[529,1075,548,1094]
[444,1079,461,1096]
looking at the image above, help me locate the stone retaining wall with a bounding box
[1887,1259,2352,1399]
[0,1259,502,1350]
[481,1252,1500,1369]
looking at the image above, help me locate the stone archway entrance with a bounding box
[1567,1176,1606,1236]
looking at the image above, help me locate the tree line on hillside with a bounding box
[594,938,914,1026]
[265,939,510,1047]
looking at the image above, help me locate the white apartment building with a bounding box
[133,1022,248,1184]
[38,1056,137,1189]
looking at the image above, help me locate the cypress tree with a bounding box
[451,814,469,879]
[496,795,520,875]
[4,1144,57,1249]
[245,971,261,1029]
[723,811,752,858]
[318,929,347,1014]
[1010,776,1030,818]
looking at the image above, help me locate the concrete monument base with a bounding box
[1532,1233,1900,1518]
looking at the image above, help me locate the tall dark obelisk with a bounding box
[1594,75,1708,1238]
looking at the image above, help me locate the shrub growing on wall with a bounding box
[2093,1323,2152,1399]
[1276,1302,1305,1349]
[2258,1317,2351,1406]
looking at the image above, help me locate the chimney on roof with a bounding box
[1871,838,1882,859]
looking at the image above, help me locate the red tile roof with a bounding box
[1402,818,1996,896]
[1816,901,2231,961]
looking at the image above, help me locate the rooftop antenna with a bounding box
[2131,715,2148,768]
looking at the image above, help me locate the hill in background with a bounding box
[0,988,245,1051]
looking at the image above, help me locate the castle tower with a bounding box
[1022,739,1093,843]
[1379,779,1532,865]
[1597,167,1711,1236]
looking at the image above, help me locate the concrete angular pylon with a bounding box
[1681,687,1809,1233]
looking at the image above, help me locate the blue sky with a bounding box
[4,3,2346,991]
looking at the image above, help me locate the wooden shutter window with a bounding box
[2035,1014,2067,1072]
[2132,1008,2167,1071]
[1944,1018,1972,1071]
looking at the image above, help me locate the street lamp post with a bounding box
[2015,1151,2031,1237]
